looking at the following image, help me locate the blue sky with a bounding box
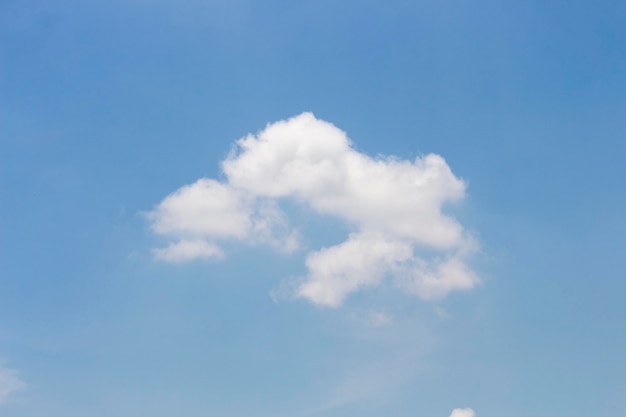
[1,0,626,416]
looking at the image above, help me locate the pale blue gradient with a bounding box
[1,0,625,416]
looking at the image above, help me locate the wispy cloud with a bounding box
[152,239,225,262]
[297,316,435,415]
[0,363,26,405]
[147,113,480,306]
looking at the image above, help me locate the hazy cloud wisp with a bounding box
[0,364,25,405]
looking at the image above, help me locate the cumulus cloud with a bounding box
[450,408,475,417]
[147,112,480,306]
[147,178,298,257]
[148,179,252,239]
[0,364,25,404]
[222,114,465,248]
[297,232,413,307]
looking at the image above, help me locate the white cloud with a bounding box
[450,408,475,417]
[148,179,252,240]
[148,179,298,255]
[0,364,25,404]
[297,232,412,307]
[147,112,480,306]
[396,247,480,300]
[222,113,466,248]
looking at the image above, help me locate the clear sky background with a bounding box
[1,0,626,416]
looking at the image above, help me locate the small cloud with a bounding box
[450,408,475,417]
[0,363,26,405]
[153,239,224,262]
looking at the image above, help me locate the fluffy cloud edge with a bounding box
[450,408,476,417]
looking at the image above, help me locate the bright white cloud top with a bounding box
[449,408,476,417]
[148,112,479,307]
